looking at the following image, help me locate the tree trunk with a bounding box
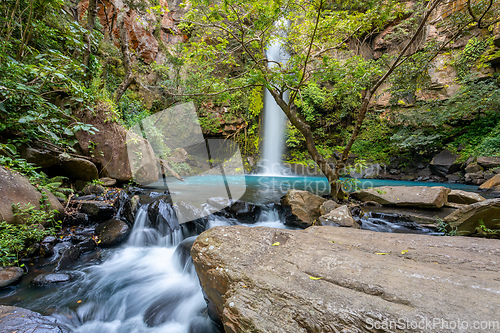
[267,90,347,200]
[114,8,135,104]
[83,0,98,74]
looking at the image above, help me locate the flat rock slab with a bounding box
[0,305,72,332]
[352,186,450,208]
[192,226,500,333]
[448,189,485,205]
[0,267,24,288]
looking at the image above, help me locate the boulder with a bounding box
[75,109,158,185]
[429,149,460,177]
[223,201,261,224]
[281,189,327,227]
[0,305,72,332]
[447,190,485,205]
[19,147,58,168]
[443,198,500,235]
[0,166,64,225]
[99,177,117,187]
[191,226,500,333]
[465,162,483,174]
[319,200,338,215]
[352,186,450,208]
[33,273,72,286]
[82,184,105,195]
[95,219,131,247]
[79,200,114,221]
[55,245,80,271]
[479,174,500,190]
[57,153,98,181]
[0,267,24,288]
[477,156,500,169]
[318,205,359,228]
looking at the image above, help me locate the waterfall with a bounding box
[260,23,289,176]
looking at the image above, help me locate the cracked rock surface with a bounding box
[191,226,500,333]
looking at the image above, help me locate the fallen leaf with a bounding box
[77,300,82,304]
[309,276,323,280]
[375,252,389,255]
[330,241,335,243]
[401,249,409,255]
[272,242,280,246]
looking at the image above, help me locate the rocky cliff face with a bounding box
[78,0,187,64]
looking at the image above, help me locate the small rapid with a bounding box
[14,202,288,333]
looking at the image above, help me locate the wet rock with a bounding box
[448,190,485,205]
[99,177,117,187]
[224,201,261,224]
[116,192,140,225]
[78,238,97,253]
[0,267,24,288]
[33,273,72,286]
[82,184,105,195]
[443,198,500,236]
[40,243,54,257]
[429,149,460,177]
[477,156,500,169]
[465,162,483,174]
[0,305,72,332]
[79,201,114,221]
[206,197,232,210]
[57,153,98,181]
[55,245,80,271]
[0,166,64,225]
[74,194,97,201]
[66,212,90,226]
[42,236,58,244]
[95,219,130,247]
[352,186,450,208]
[148,197,180,232]
[318,206,360,228]
[319,200,338,215]
[281,189,327,228]
[191,226,500,333]
[479,174,500,190]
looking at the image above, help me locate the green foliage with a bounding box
[0,0,105,148]
[454,37,489,83]
[1,200,60,266]
[388,80,500,157]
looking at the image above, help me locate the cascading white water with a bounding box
[24,201,288,333]
[261,25,289,176]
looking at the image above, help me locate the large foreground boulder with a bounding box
[0,306,72,332]
[0,166,64,225]
[191,226,500,333]
[443,198,500,235]
[352,186,450,208]
[281,189,326,227]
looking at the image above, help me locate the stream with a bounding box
[0,175,485,332]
